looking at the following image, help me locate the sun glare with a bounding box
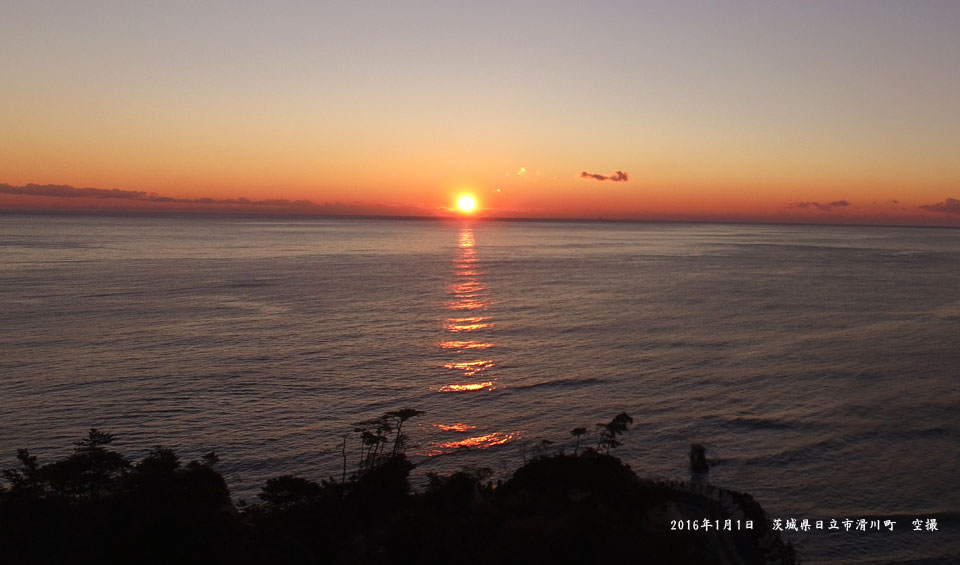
[457,195,477,213]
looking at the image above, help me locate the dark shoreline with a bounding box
[1,428,796,564]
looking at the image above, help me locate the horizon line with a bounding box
[3,207,957,231]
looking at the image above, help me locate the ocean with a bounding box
[1,212,958,563]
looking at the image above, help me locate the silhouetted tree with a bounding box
[0,432,243,565]
[571,427,588,455]
[386,408,424,457]
[2,449,40,497]
[354,409,424,477]
[259,475,322,509]
[596,412,633,454]
[37,428,131,500]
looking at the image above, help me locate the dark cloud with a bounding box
[789,200,850,211]
[0,183,321,208]
[0,183,149,200]
[580,170,629,182]
[0,183,437,217]
[919,197,960,215]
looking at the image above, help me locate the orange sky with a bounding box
[2,3,959,226]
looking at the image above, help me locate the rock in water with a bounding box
[690,443,709,473]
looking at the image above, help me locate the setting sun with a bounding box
[457,195,477,213]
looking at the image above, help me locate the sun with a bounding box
[457,195,477,213]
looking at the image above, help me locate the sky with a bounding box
[2,1,960,225]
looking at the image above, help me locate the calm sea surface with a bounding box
[1,213,958,563]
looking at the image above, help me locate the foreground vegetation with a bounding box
[0,414,795,564]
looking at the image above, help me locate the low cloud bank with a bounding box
[0,183,434,217]
[0,183,318,208]
[920,198,960,215]
[788,200,850,211]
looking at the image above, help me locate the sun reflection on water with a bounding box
[438,381,495,392]
[425,432,520,457]
[443,360,495,376]
[447,299,486,311]
[431,228,517,452]
[451,281,486,294]
[438,340,493,350]
[443,317,493,332]
[440,229,497,387]
[433,423,477,432]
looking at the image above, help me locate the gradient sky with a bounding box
[2,1,960,224]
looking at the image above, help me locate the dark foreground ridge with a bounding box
[0,426,796,564]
